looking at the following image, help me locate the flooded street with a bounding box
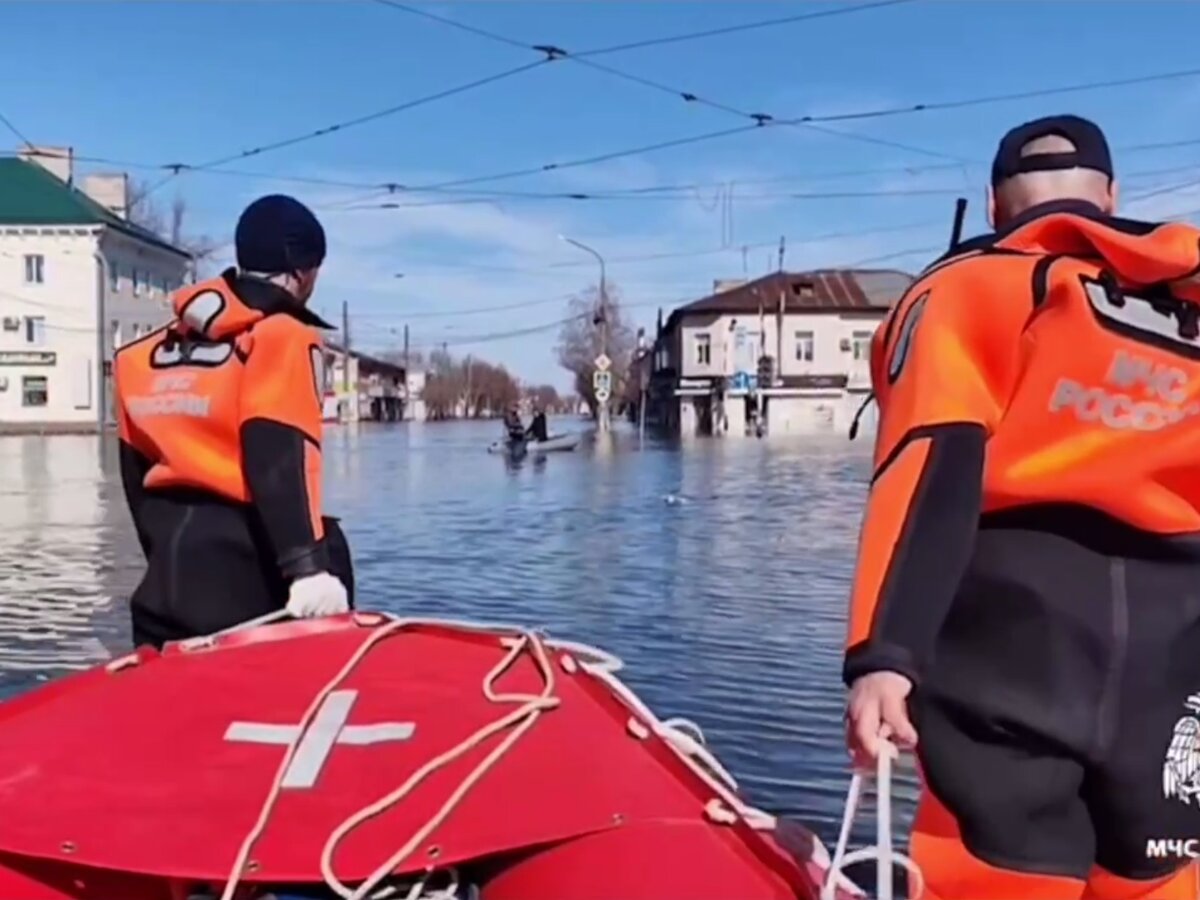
[0,421,917,848]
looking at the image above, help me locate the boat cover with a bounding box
[0,615,829,898]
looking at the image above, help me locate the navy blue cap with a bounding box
[991,115,1113,186]
[235,194,327,274]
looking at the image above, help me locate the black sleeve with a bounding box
[842,423,986,686]
[118,439,154,560]
[240,419,329,580]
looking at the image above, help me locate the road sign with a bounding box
[594,353,611,372]
[595,387,611,404]
[592,370,612,393]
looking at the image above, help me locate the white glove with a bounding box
[285,571,349,619]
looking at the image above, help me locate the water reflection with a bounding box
[0,421,917,847]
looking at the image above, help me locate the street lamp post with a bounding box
[559,234,610,434]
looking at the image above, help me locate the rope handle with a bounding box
[821,739,924,900]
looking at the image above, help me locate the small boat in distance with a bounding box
[488,432,582,455]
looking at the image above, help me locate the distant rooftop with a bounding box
[664,268,914,332]
[0,153,189,259]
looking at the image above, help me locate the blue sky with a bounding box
[5,1,1200,388]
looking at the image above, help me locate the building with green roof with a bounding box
[0,148,191,431]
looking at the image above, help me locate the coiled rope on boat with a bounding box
[197,612,815,900]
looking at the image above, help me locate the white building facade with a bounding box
[0,147,191,430]
[647,269,914,438]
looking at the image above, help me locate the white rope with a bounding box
[211,613,835,898]
[218,616,559,900]
[542,637,777,830]
[320,628,559,900]
[821,741,924,900]
[177,609,293,653]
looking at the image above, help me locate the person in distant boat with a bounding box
[113,194,354,649]
[843,115,1200,900]
[526,404,549,442]
[503,403,525,442]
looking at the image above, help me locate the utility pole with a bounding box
[403,324,409,368]
[341,300,350,393]
[341,300,351,423]
[775,236,786,386]
[560,234,610,434]
[600,266,610,434]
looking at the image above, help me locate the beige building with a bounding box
[642,268,914,438]
[322,342,427,423]
[0,146,191,430]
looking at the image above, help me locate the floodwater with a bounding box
[0,420,918,854]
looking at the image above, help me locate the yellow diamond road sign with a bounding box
[594,354,611,372]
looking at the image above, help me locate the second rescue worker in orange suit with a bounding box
[114,195,353,648]
[844,115,1200,900]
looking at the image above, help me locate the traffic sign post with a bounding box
[592,354,613,433]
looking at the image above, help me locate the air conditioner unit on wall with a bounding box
[2,317,19,331]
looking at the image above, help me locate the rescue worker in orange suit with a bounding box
[114,194,354,649]
[844,115,1200,900]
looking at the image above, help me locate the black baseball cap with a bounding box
[990,114,1113,186]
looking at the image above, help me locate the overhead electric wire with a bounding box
[346,185,965,210]
[375,0,915,59]
[413,123,767,191]
[179,3,900,206]
[373,0,964,164]
[136,57,555,200]
[13,132,1200,208]
[392,67,1200,194]
[365,244,941,350]
[133,2,1199,204]
[0,110,33,149]
[398,218,950,278]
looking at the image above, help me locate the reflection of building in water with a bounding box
[0,436,128,685]
[633,269,913,439]
[0,147,191,432]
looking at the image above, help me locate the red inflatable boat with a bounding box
[0,613,885,900]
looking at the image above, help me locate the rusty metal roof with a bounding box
[668,269,913,327]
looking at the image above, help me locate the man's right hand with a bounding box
[286,571,349,619]
[845,670,917,769]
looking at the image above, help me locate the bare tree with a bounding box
[421,348,519,421]
[555,282,635,419]
[127,180,223,276]
[526,384,564,413]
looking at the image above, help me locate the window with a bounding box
[795,330,814,362]
[852,330,873,361]
[23,254,44,284]
[132,269,142,296]
[695,332,712,366]
[110,319,121,350]
[131,323,142,339]
[24,316,45,346]
[21,375,47,407]
[791,281,815,300]
[108,262,119,293]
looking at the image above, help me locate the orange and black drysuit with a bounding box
[845,200,1200,900]
[114,269,353,648]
